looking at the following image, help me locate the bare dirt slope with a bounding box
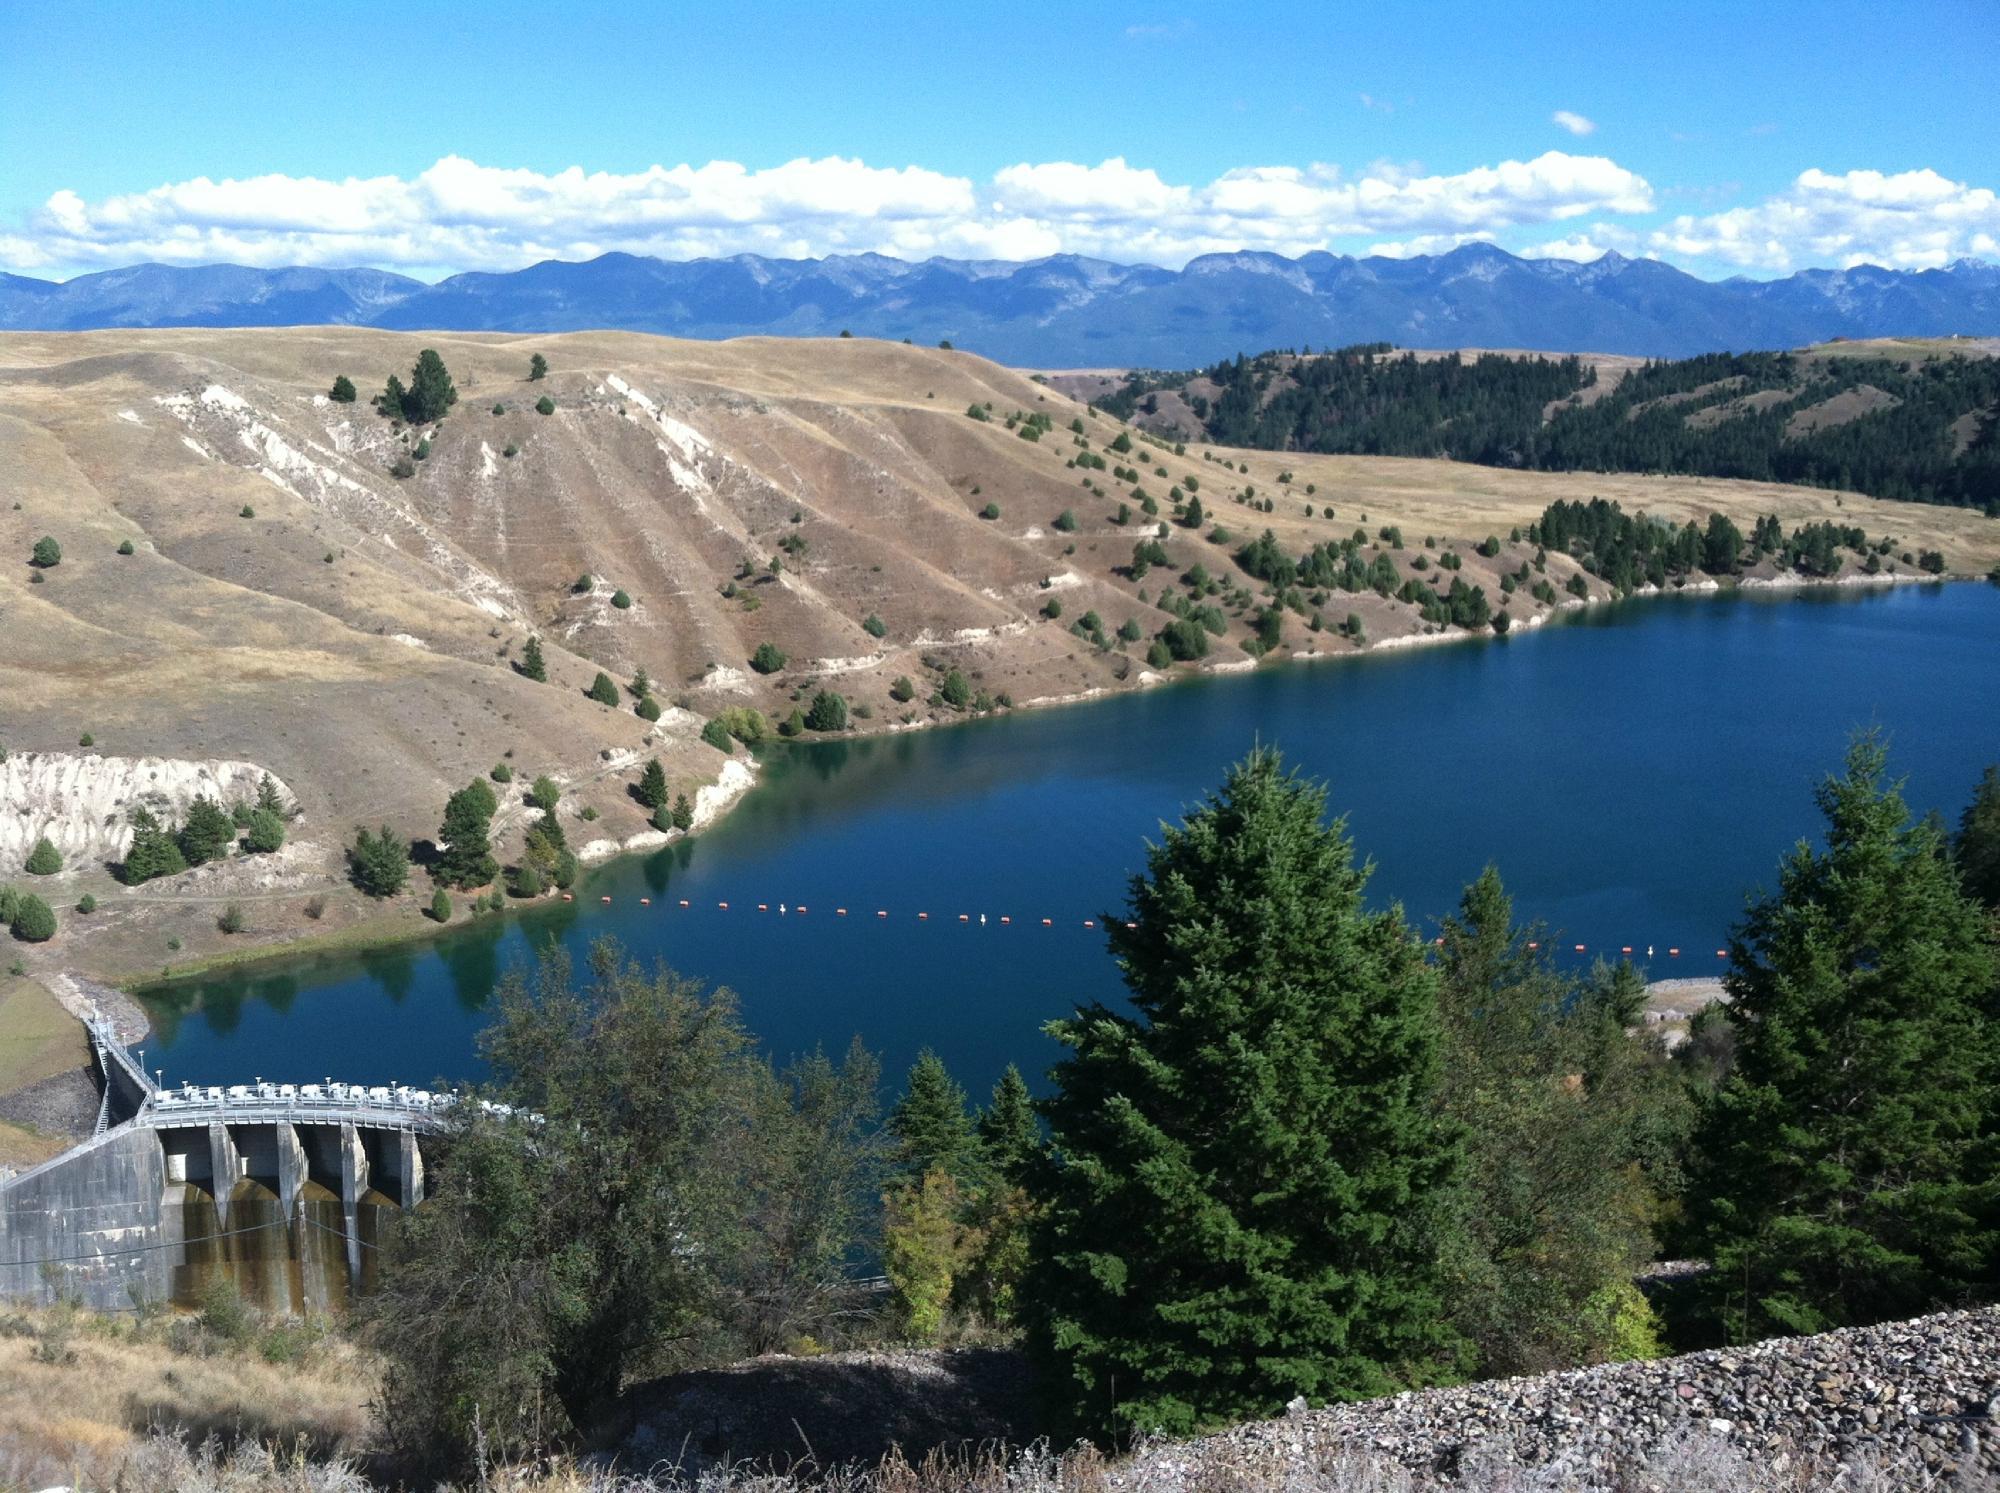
[2,328,1995,989]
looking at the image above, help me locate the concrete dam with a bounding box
[0,1013,479,1314]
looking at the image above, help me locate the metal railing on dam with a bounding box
[0,1012,536,1313]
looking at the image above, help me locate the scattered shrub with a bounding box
[9,894,55,943]
[116,539,135,555]
[749,642,788,674]
[30,536,60,568]
[216,902,246,935]
[75,893,96,915]
[611,589,633,609]
[535,396,556,416]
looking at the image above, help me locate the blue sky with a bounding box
[3,0,1996,280]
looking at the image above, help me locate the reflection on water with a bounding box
[169,1177,388,1314]
[138,583,2000,1102]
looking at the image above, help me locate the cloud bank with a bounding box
[1,153,1992,279]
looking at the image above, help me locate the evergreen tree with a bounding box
[1432,869,1684,1377]
[23,838,61,876]
[1022,749,1460,1441]
[805,690,848,732]
[888,1050,982,1189]
[636,759,668,810]
[349,823,410,898]
[329,374,357,403]
[176,797,236,866]
[376,373,408,419]
[430,888,452,923]
[242,808,286,855]
[588,672,620,706]
[435,781,499,889]
[1685,738,2000,1341]
[256,773,287,818]
[520,635,548,683]
[977,1064,1039,1180]
[121,805,187,884]
[9,893,56,943]
[670,793,694,832]
[405,349,458,424]
[1954,764,2000,909]
[528,352,548,381]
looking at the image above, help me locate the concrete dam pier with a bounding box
[0,1014,451,1313]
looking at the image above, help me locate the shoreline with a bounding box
[38,569,1980,1043]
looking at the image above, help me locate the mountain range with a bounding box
[5,246,1999,366]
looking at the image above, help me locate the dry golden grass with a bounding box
[1,326,1992,991]
[0,975,86,1094]
[0,1304,375,1487]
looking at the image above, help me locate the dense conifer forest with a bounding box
[1095,346,2000,512]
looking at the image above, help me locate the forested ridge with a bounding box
[1096,346,2000,512]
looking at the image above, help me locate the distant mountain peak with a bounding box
[4,247,1996,364]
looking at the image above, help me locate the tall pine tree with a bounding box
[1021,748,1459,1441]
[1686,737,2000,1341]
[887,1049,982,1189]
[434,780,499,889]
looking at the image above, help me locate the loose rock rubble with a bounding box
[1129,1307,2000,1489]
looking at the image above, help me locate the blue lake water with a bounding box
[137,582,2000,1099]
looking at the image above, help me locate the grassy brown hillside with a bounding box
[2,328,1996,988]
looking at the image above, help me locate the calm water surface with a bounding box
[138,583,2000,1096]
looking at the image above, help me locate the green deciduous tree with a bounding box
[1022,749,1460,1441]
[1432,869,1686,1377]
[368,942,882,1473]
[1684,738,2000,1342]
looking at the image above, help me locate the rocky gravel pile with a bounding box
[1134,1307,2000,1489]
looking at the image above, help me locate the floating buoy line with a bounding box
[547,892,1729,959]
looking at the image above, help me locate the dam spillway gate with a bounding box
[0,1016,472,1313]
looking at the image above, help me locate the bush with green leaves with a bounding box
[777,707,806,738]
[9,893,56,943]
[528,352,548,381]
[346,826,409,899]
[535,395,556,416]
[939,669,971,709]
[1051,509,1077,533]
[588,672,620,706]
[242,809,286,855]
[23,838,61,876]
[216,902,245,935]
[177,798,236,867]
[636,695,662,722]
[329,375,357,403]
[30,537,60,568]
[805,690,849,732]
[116,539,135,556]
[510,863,545,898]
[980,502,1001,520]
[862,612,886,638]
[611,590,632,609]
[889,676,915,702]
[700,718,734,752]
[75,893,96,915]
[749,642,787,675]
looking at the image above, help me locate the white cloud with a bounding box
[1649,166,2000,270]
[1551,111,1597,138]
[1366,231,1498,259]
[3,151,1659,277]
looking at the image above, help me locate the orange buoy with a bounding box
[1000,916,1011,924]
[1573,943,1585,953]
[1715,949,1727,959]
[1526,940,1539,949]
[798,905,807,914]
[758,903,768,912]
[640,898,651,906]
[877,909,888,918]
[679,899,689,907]
[601,896,612,904]
[1621,945,1632,954]
[562,893,573,902]
[1083,919,1095,929]
[1125,921,1137,929]
[837,908,847,916]
[1668,946,1680,957]
[959,913,970,922]
[918,912,929,921]
[1041,917,1053,926]
[718,901,729,910]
